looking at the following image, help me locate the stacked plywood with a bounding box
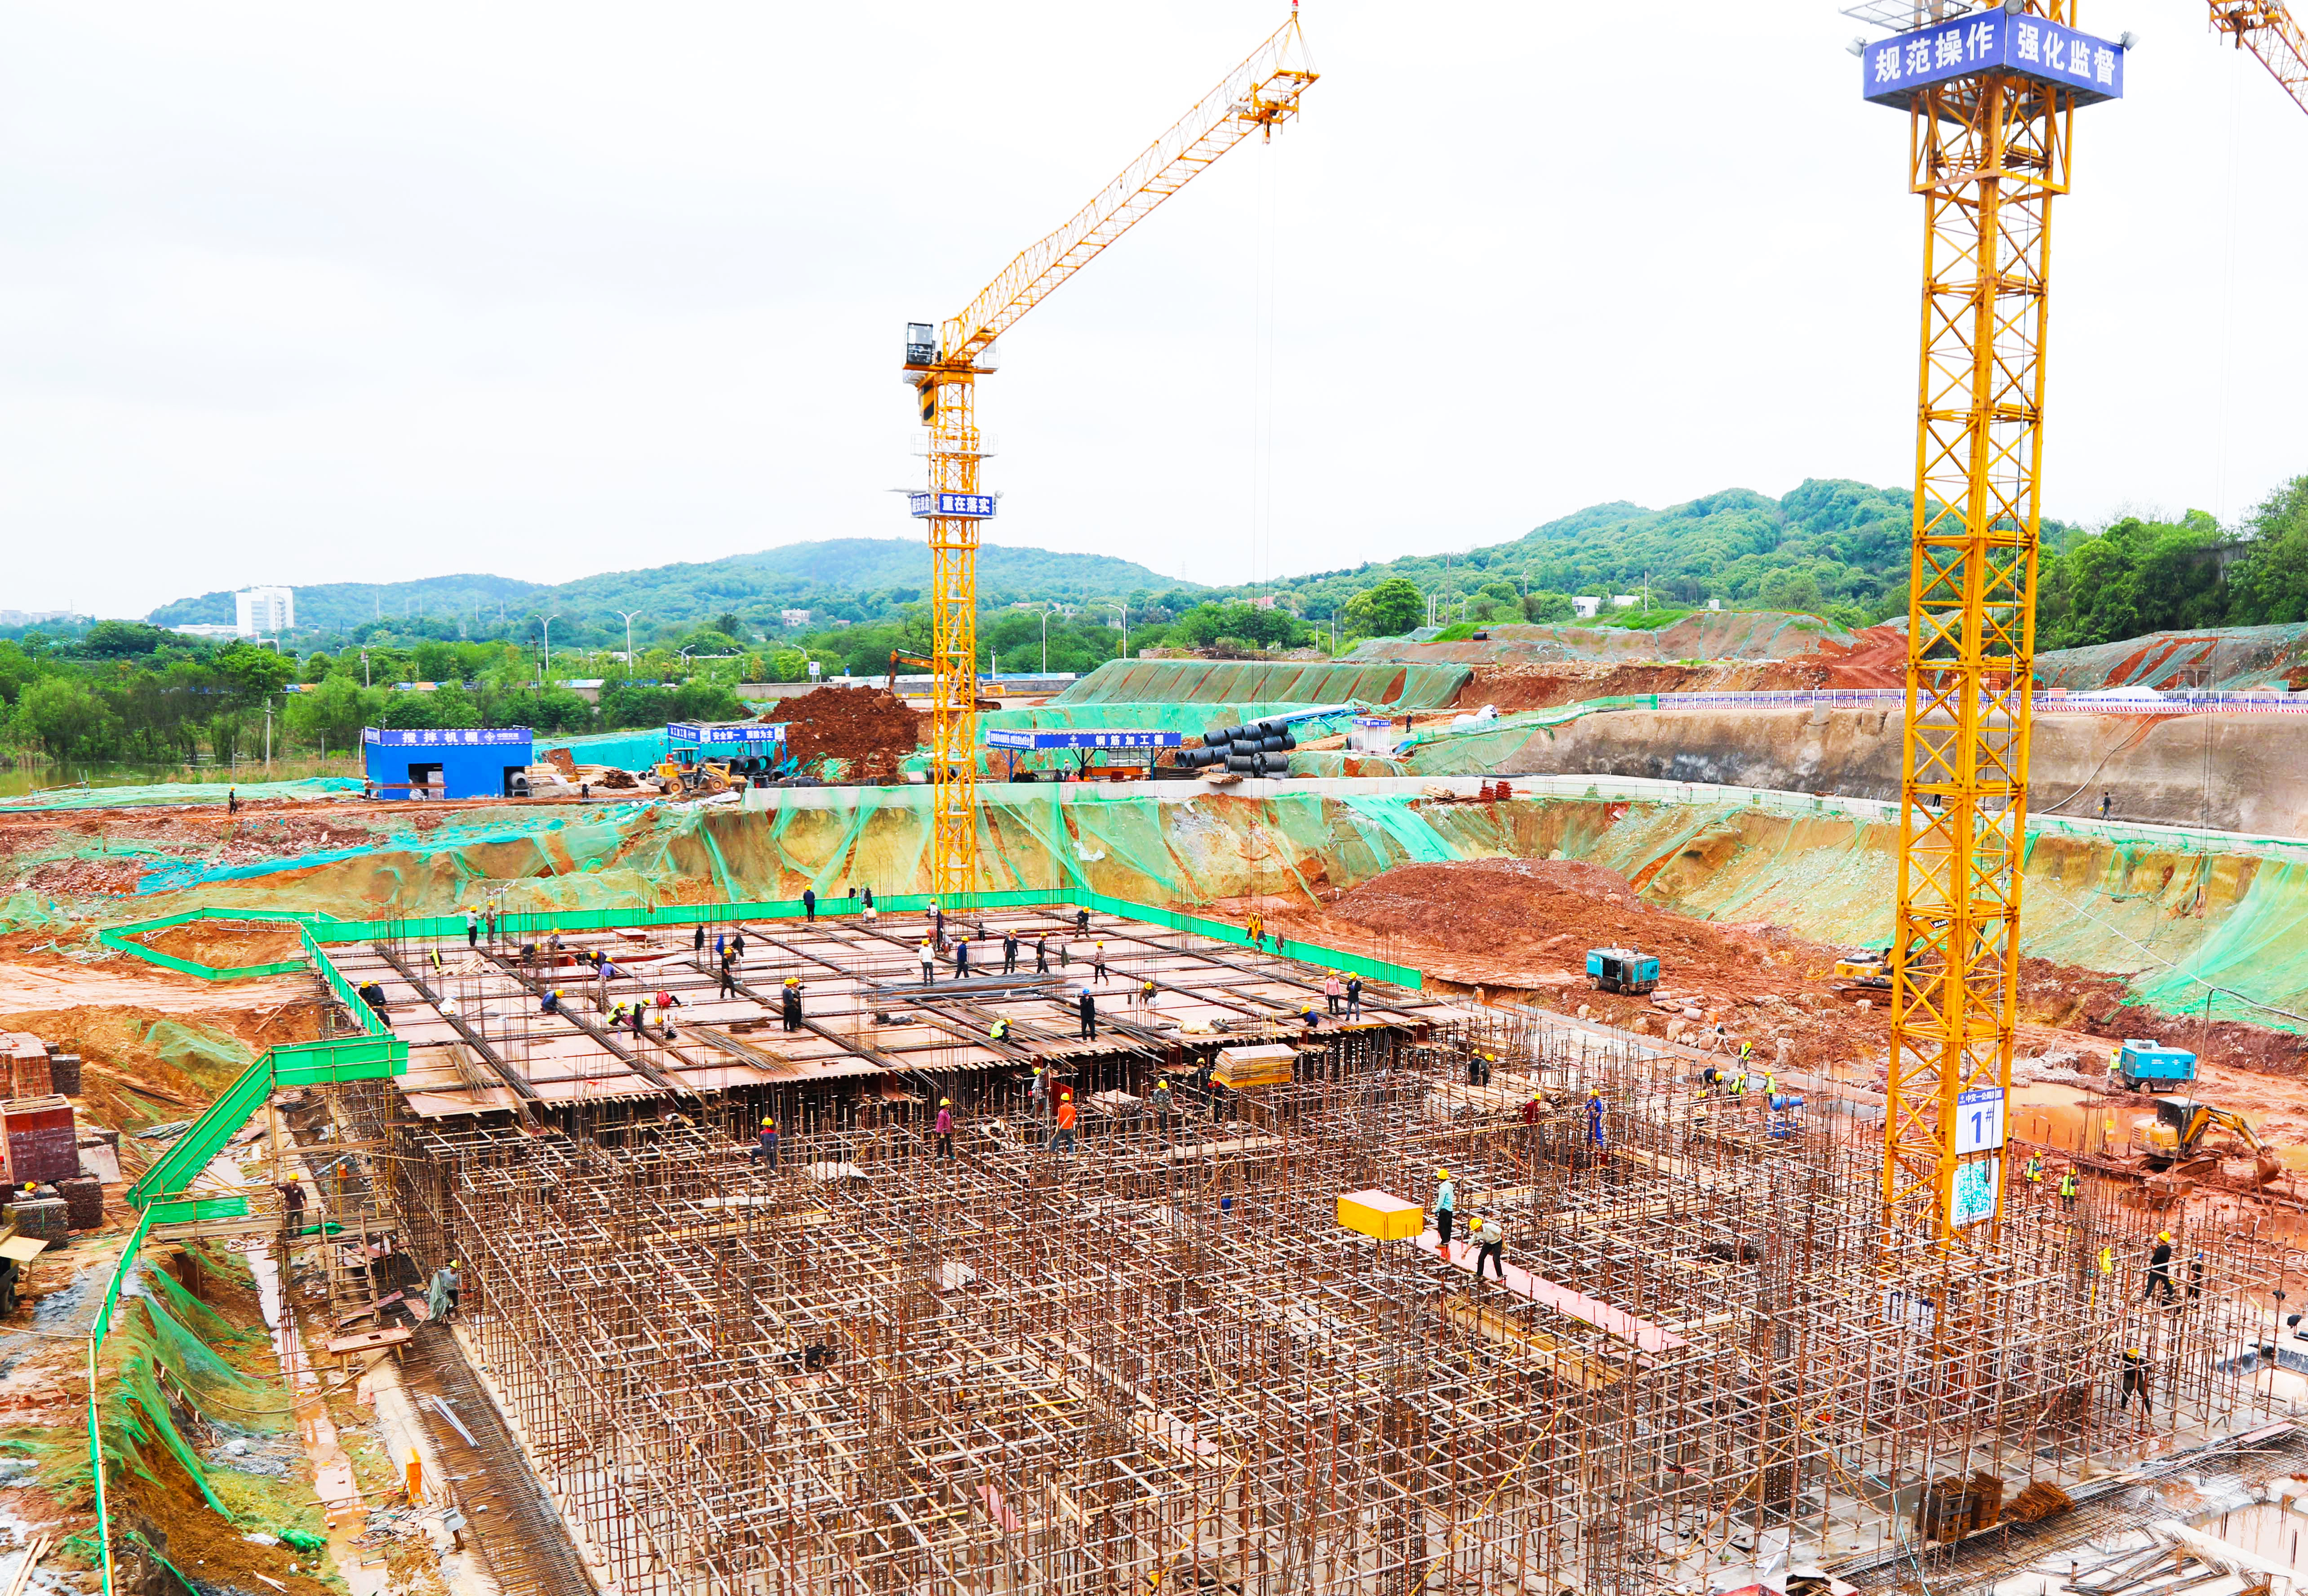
[1212,1044,1296,1089]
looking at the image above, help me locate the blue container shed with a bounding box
[362,727,534,800]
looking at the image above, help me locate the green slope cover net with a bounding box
[1054,660,1469,710]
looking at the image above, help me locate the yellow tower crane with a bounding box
[1847,2,2131,1241]
[2210,0,2308,111]
[900,17,1317,897]
[1852,0,2304,1245]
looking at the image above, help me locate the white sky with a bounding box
[0,2,2301,617]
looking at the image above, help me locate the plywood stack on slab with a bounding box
[1212,1044,1296,1089]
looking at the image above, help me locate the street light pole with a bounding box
[541,614,561,687]
[613,609,641,675]
[1040,608,1050,674]
[1105,602,1129,661]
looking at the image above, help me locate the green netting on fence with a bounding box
[0,776,363,814]
[1053,660,1469,710]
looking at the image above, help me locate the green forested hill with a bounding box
[146,540,1192,640]
[1265,479,2068,628]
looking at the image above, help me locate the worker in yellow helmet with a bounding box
[935,1098,955,1160]
[2146,1231,2176,1303]
[1434,1170,1457,1250]
[2120,1346,2151,1412]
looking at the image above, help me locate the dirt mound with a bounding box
[775,686,923,785]
[1327,858,1652,950]
[1462,661,1830,711]
[1810,624,1906,688]
[140,922,306,970]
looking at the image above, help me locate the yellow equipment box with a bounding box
[1336,1189,1424,1241]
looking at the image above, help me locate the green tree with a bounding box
[2227,476,2308,625]
[1343,577,1423,637]
[16,676,113,758]
[284,674,378,753]
[1522,590,1576,623]
[214,643,296,706]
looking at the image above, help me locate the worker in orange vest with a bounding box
[1051,1090,1079,1156]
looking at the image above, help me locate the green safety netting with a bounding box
[1341,611,1855,666]
[0,776,363,813]
[0,890,67,933]
[1054,660,1469,710]
[141,1020,259,1098]
[2037,622,2308,692]
[537,727,672,771]
[85,1257,304,1525]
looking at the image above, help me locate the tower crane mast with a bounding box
[901,18,1316,896]
[1849,0,2129,1242]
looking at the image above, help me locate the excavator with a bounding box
[2134,1096,2283,1184]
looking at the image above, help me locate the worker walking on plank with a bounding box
[1034,935,1049,975]
[956,936,971,977]
[1092,941,1108,983]
[693,924,706,954]
[2120,1347,2151,1412]
[2059,1168,2078,1211]
[1473,1214,1506,1282]
[1346,975,1362,1019]
[1587,1088,1607,1149]
[1078,985,1097,1041]
[936,1099,954,1160]
[1324,972,1342,1015]
[1434,1170,1456,1250]
[755,1119,779,1169]
[465,908,478,947]
[1152,1075,1174,1137]
[2146,1231,2176,1303]
[2024,1153,2044,1196]
[781,977,803,1034]
[719,953,738,998]
[802,887,817,921]
[1003,931,1019,974]
[919,939,936,984]
[1052,1090,1078,1155]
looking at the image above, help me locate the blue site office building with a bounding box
[361,727,535,800]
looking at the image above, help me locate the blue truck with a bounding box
[1586,947,1660,995]
[2115,1038,2197,1091]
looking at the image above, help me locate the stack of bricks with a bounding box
[2,1096,76,1188]
[0,1034,49,1100]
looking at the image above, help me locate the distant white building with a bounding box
[780,608,812,628]
[235,586,295,637]
[1572,596,1602,620]
[1611,594,1640,610]
[173,624,243,641]
[1707,599,1721,612]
